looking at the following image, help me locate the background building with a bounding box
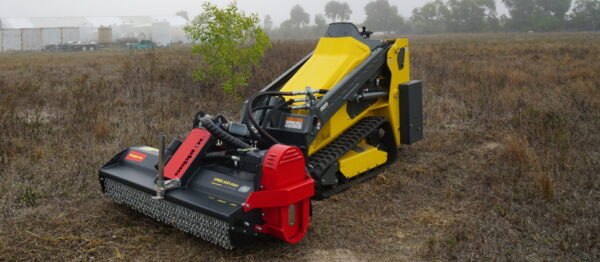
[0,16,190,51]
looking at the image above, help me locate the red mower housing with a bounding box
[244,144,314,243]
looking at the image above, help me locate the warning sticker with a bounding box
[125,151,147,162]
[284,117,304,129]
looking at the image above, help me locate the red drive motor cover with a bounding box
[243,144,315,243]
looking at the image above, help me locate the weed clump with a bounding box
[17,187,38,207]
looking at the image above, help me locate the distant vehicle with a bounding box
[44,42,102,52]
[127,40,159,50]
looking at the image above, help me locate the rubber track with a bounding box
[308,116,386,177]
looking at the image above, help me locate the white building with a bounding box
[0,16,190,52]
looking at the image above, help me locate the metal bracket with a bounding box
[153,134,181,199]
[153,134,166,199]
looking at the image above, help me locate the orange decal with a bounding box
[284,117,304,129]
[125,151,147,162]
[286,117,304,122]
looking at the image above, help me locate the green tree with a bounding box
[502,0,572,31]
[315,14,327,27]
[273,5,311,39]
[569,0,600,30]
[290,4,310,28]
[446,0,497,32]
[325,1,353,22]
[184,2,271,96]
[314,14,329,36]
[364,0,406,34]
[537,0,572,25]
[410,0,451,33]
[502,0,537,30]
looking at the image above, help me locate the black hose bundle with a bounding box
[244,89,329,146]
[245,91,291,146]
[204,151,230,159]
[200,116,251,149]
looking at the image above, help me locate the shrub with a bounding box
[185,2,271,97]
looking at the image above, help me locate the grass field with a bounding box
[0,32,599,261]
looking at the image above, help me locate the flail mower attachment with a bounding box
[99,114,314,249]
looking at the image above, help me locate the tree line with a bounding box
[263,0,599,38]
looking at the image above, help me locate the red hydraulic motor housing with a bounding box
[245,144,314,243]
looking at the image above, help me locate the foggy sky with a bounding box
[0,0,508,26]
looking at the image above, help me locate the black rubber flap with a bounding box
[400,81,424,144]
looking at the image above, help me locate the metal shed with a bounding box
[61,27,80,43]
[1,29,21,51]
[0,17,83,51]
[42,28,62,45]
[1,16,190,51]
[21,29,43,50]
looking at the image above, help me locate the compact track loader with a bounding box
[99,23,423,249]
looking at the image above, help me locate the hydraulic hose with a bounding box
[245,89,329,146]
[245,91,292,146]
[260,99,295,128]
[204,151,230,159]
[200,116,251,149]
[252,99,295,113]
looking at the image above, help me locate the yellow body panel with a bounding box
[379,38,411,146]
[338,144,388,178]
[306,39,411,157]
[279,37,371,95]
[276,36,411,183]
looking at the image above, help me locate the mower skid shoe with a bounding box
[98,146,258,249]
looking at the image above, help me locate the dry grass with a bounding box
[1,33,599,261]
